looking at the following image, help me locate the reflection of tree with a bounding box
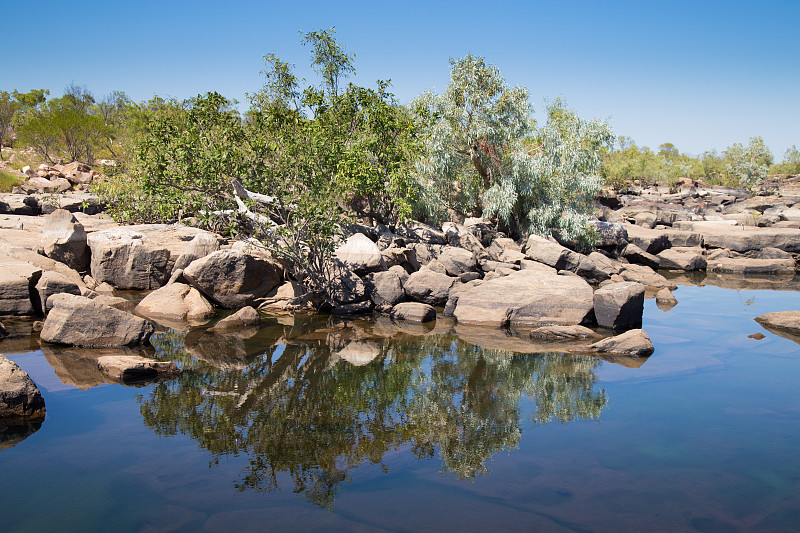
[138,318,607,508]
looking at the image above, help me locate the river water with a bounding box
[1,278,799,532]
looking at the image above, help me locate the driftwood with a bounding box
[231,179,279,228]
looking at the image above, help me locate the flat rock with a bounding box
[390,302,436,323]
[41,294,155,347]
[0,355,46,419]
[619,264,676,289]
[36,271,82,314]
[754,311,800,344]
[707,257,795,274]
[454,269,594,327]
[589,329,654,356]
[96,355,179,381]
[657,248,707,271]
[529,325,599,341]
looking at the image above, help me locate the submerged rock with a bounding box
[754,311,800,344]
[529,325,600,341]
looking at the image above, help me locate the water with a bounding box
[1,281,799,532]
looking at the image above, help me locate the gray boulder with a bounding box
[40,209,88,271]
[403,268,457,306]
[523,235,580,271]
[88,228,171,290]
[620,243,660,269]
[364,270,405,309]
[593,281,645,331]
[183,248,283,308]
[211,306,261,331]
[454,269,594,327]
[324,259,367,305]
[335,233,386,274]
[657,248,707,271]
[707,257,795,274]
[390,302,436,323]
[134,282,216,323]
[529,325,599,341]
[40,294,155,347]
[171,232,220,273]
[0,355,45,419]
[437,246,478,276]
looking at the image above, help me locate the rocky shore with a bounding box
[1,178,799,418]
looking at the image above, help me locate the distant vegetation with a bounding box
[1,29,797,297]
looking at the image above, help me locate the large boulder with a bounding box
[334,233,385,274]
[40,294,155,347]
[183,248,283,308]
[707,257,795,274]
[403,268,457,306]
[695,225,800,253]
[437,246,478,276]
[619,264,676,289]
[590,221,628,249]
[523,235,580,271]
[454,269,594,327]
[40,209,88,271]
[364,270,405,308]
[0,355,45,419]
[171,232,221,273]
[324,259,367,305]
[589,329,654,356]
[623,224,671,254]
[134,282,216,323]
[396,221,447,244]
[211,306,261,331]
[593,281,645,331]
[620,243,660,269]
[88,228,171,290]
[0,259,42,315]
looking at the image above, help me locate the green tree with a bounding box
[724,136,773,189]
[0,89,49,149]
[412,56,612,243]
[769,145,800,175]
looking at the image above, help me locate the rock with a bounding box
[523,235,580,271]
[0,259,42,315]
[403,268,457,306]
[657,248,707,271]
[442,223,488,257]
[396,221,447,244]
[437,246,478,276]
[681,223,800,253]
[529,325,600,341]
[171,232,220,273]
[754,311,800,344]
[406,243,444,265]
[211,306,261,331]
[0,320,7,338]
[60,161,94,185]
[575,255,611,284]
[380,246,420,272]
[587,252,622,276]
[454,269,594,327]
[87,294,134,311]
[619,264,676,289]
[0,355,45,419]
[324,259,367,305]
[748,332,765,340]
[183,248,283,308]
[589,329,654,356]
[390,302,436,323]
[40,209,88,271]
[590,221,628,249]
[96,355,179,381]
[707,257,795,274]
[623,224,671,254]
[331,300,373,315]
[87,228,171,289]
[36,271,82,314]
[134,283,216,323]
[334,233,385,274]
[635,212,657,228]
[40,294,155,347]
[364,270,405,308]
[655,288,678,311]
[751,247,793,259]
[257,281,306,313]
[593,282,645,331]
[620,243,660,269]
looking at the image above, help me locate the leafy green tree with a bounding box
[0,89,49,149]
[769,145,800,175]
[412,56,612,243]
[724,136,773,189]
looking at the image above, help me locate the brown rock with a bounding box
[211,306,261,331]
[589,329,654,356]
[0,355,46,419]
[390,302,436,323]
[96,355,179,381]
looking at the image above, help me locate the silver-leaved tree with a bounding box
[412,55,614,245]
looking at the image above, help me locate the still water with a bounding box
[1,280,799,532]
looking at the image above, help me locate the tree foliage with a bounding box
[412,56,612,243]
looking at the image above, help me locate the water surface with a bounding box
[1,282,799,532]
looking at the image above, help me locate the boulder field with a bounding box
[1,178,799,383]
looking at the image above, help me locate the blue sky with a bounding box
[5,0,799,158]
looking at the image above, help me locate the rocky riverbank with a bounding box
[2,178,800,418]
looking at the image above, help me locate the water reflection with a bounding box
[0,420,42,451]
[139,317,608,509]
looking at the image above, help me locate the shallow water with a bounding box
[1,282,799,532]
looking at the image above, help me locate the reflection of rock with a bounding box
[184,327,262,369]
[0,355,46,419]
[530,325,599,341]
[754,311,800,345]
[455,324,592,354]
[390,302,436,323]
[211,306,261,332]
[41,345,152,389]
[0,420,42,451]
[655,288,678,311]
[334,340,381,366]
[665,271,800,291]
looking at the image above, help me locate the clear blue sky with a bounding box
[5,0,799,158]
